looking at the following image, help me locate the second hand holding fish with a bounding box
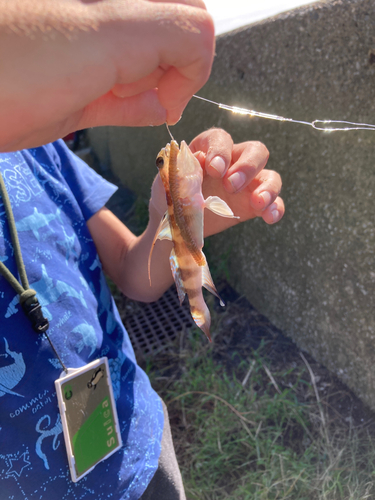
[149,128,285,341]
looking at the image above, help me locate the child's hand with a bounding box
[150,128,284,237]
[109,126,283,303]
[189,128,284,237]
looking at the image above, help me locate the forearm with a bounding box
[88,206,174,303]
[118,208,174,302]
[0,0,112,150]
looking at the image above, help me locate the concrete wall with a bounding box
[88,0,375,410]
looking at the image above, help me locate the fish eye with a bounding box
[156,157,164,169]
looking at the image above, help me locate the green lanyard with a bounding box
[0,171,67,372]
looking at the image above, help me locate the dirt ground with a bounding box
[115,279,375,432]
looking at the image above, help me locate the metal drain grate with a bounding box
[123,287,194,355]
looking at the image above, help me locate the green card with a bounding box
[55,357,122,482]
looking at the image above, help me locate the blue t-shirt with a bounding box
[0,140,164,499]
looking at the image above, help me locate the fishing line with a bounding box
[166,123,175,141]
[193,95,375,132]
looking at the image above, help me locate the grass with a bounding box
[139,297,375,500]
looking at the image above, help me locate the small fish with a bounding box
[149,140,238,341]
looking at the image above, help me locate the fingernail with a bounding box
[259,191,272,208]
[209,156,226,176]
[228,171,246,192]
[271,209,279,223]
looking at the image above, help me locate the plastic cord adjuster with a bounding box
[21,298,49,334]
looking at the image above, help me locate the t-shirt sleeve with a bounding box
[52,139,118,221]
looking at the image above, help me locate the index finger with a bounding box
[223,141,269,193]
[189,128,233,177]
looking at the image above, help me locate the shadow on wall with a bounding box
[88,0,375,410]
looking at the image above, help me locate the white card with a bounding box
[55,357,122,482]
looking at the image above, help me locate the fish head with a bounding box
[157,140,199,174]
[156,140,181,169]
[156,142,172,190]
[156,140,182,191]
[156,143,169,170]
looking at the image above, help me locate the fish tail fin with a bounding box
[190,303,212,342]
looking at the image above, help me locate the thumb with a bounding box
[77,88,167,129]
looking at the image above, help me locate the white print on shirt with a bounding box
[1,161,43,205]
[0,338,25,398]
[48,310,72,336]
[89,254,102,272]
[3,450,32,479]
[35,414,62,470]
[9,390,51,419]
[57,226,79,265]
[72,321,98,358]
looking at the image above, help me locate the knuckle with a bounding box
[255,141,269,159]
[208,127,230,140]
[274,172,282,191]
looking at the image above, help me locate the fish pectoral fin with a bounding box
[202,262,225,307]
[156,214,173,242]
[204,196,240,219]
[148,212,172,285]
[169,248,186,305]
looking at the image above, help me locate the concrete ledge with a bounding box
[89,0,375,409]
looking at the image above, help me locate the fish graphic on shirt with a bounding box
[72,321,97,357]
[0,338,26,398]
[5,264,87,319]
[89,254,102,271]
[57,226,79,264]
[15,207,63,241]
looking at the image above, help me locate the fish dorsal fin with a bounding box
[169,248,186,305]
[148,212,172,285]
[201,260,225,307]
[205,196,240,219]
